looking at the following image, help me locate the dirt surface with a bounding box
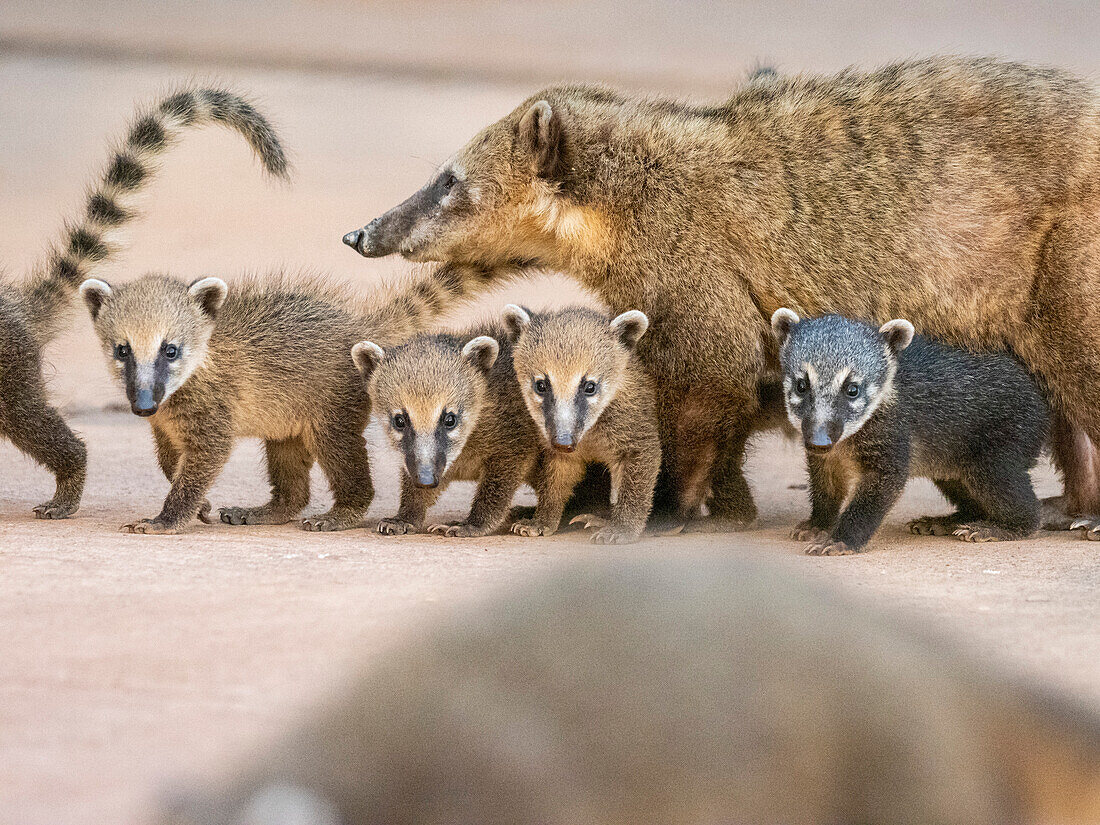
[2,4,1099,824]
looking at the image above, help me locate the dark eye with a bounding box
[582,380,598,396]
[441,411,458,429]
[114,343,131,360]
[846,383,860,398]
[392,413,407,430]
[795,377,809,394]
[533,378,548,395]
[163,344,179,361]
[442,173,457,191]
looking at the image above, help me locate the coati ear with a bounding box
[770,308,801,344]
[462,336,500,374]
[187,277,228,319]
[502,304,532,342]
[610,310,649,350]
[78,278,113,320]
[518,100,563,179]
[879,319,915,354]
[351,341,385,379]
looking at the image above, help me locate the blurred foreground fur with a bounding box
[159,555,1100,825]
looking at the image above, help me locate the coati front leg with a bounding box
[301,422,373,532]
[428,457,528,538]
[151,426,216,524]
[511,456,586,538]
[591,446,661,545]
[378,473,441,535]
[908,480,984,536]
[792,453,848,543]
[220,435,313,525]
[123,416,234,534]
[806,463,907,556]
[0,354,86,519]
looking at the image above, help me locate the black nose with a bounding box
[131,389,159,417]
[343,229,363,250]
[415,467,438,489]
[806,427,833,451]
[551,433,576,453]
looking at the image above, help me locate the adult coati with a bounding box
[771,309,1048,555]
[158,555,1100,825]
[0,86,287,519]
[343,56,1100,536]
[80,265,501,534]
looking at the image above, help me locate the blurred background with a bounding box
[2,3,1099,824]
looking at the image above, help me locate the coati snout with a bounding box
[353,335,499,488]
[771,308,914,452]
[80,276,227,417]
[504,305,649,453]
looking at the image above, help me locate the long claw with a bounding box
[569,513,609,530]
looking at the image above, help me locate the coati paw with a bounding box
[908,515,963,536]
[790,522,829,543]
[220,506,295,526]
[377,518,418,536]
[197,500,217,524]
[805,538,860,556]
[33,500,78,519]
[1040,496,1077,531]
[591,526,640,545]
[569,513,609,530]
[300,514,357,532]
[1069,517,1100,541]
[427,522,492,538]
[953,523,1024,543]
[120,519,179,535]
[510,519,555,538]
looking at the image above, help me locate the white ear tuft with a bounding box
[79,278,113,320]
[610,309,649,349]
[770,308,800,343]
[351,341,385,378]
[462,336,499,373]
[879,318,915,354]
[502,304,532,341]
[187,277,228,318]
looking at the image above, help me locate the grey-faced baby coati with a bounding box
[158,555,1100,825]
[79,264,496,534]
[1,86,287,519]
[772,309,1049,555]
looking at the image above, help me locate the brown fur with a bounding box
[354,324,540,538]
[347,56,1100,532]
[1,86,286,519]
[157,555,1100,825]
[80,264,500,533]
[505,305,661,544]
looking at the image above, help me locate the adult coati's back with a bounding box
[160,555,1100,825]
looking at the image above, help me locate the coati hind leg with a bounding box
[301,423,373,532]
[0,353,86,519]
[952,464,1040,543]
[908,480,985,536]
[687,423,758,533]
[220,435,313,525]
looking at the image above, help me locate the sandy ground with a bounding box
[2,4,1100,823]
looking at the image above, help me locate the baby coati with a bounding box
[80,264,494,534]
[353,306,660,544]
[352,325,539,538]
[771,309,1048,555]
[0,86,287,519]
[158,555,1100,825]
[504,305,661,544]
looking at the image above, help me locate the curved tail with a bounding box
[21,86,289,344]
[358,261,527,344]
